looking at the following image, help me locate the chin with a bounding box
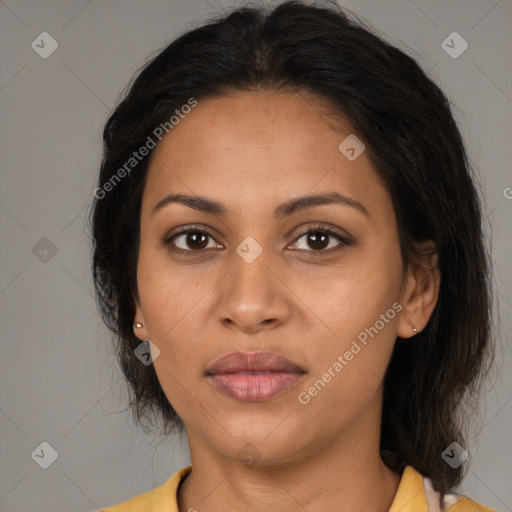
[208,419,311,466]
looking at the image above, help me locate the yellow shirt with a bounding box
[100,465,497,512]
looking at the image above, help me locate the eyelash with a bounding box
[162,224,352,257]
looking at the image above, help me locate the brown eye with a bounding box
[162,224,352,257]
[290,226,351,252]
[305,231,330,250]
[179,231,209,250]
[163,227,221,253]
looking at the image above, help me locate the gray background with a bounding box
[0,0,511,511]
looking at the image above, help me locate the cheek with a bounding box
[299,240,403,346]
[137,240,197,330]
[294,243,403,407]
[136,248,201,380]
[296,297,400,423]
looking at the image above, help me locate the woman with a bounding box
[91,1,497,510]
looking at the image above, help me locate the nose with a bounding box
[216,247,292,334]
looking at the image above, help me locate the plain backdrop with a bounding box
[0,1,511,511]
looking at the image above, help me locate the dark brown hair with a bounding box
[89,0,494,494]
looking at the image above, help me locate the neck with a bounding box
[177,413,401,512]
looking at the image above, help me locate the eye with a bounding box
[289,225,352,252]
[162,224,352,256]
[163,226,221,255]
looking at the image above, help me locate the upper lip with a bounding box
[206,351,305,375]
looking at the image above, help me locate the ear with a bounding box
[397,241,441,339]
[133,295,150,341]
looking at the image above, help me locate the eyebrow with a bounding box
[151,191,370,218]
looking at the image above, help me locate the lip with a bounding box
[206,351,306,402]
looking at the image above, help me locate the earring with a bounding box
[134,322,143,329]
[409,320,418,333]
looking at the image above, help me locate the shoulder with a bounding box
[100,488,157,512]
[392,465,498,512]
[427,475,498,512]
[100,465,192,512]
[445,495,499,512]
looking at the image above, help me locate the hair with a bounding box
[89,0,493,495]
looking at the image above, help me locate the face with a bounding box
[133,89,434,465]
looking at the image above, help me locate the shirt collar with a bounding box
[389,465,434,512]
[153,464,192,512]
[161,464,432,512]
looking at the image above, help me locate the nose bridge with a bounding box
[228,236,275,304]
[217,236,289,330]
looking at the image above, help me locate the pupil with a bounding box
[188,232,207,250]
[309,232,328,250]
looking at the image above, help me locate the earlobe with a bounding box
[133,297,150,340]
[397,247,441,339]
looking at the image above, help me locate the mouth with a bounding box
[205,351,306,402]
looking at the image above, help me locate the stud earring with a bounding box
[135,322,143,329]
[409,320,418,333]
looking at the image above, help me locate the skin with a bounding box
[133,89,440,512]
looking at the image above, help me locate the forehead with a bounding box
[142,90,391,221]
[149,90,352,166]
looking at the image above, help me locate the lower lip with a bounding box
[208,372,305,402]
